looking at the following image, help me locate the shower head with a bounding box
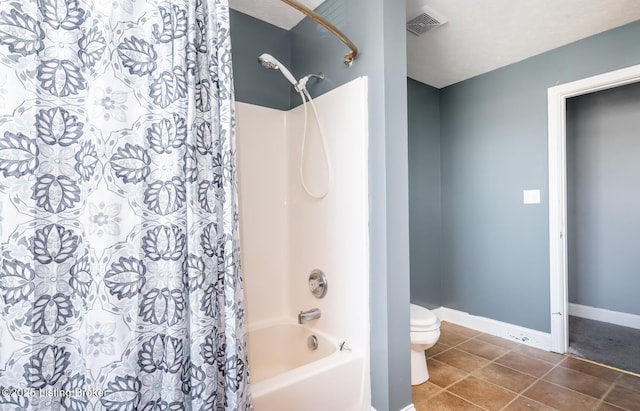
[257,53,278,70]
[257,53,298,87]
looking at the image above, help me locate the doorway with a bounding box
[564,81,640,373]
[547,64,640,359]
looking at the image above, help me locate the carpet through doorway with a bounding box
[568,315,640,375]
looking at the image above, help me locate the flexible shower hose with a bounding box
[298,88,332,199]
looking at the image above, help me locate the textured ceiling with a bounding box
[229,0,325,30]
[407,0,640,88]
[230,0,640,88]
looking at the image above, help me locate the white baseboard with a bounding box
[370,405,414,411]
[433,307,552,351]
[569,303,640,330]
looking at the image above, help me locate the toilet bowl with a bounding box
[410,304,441,385]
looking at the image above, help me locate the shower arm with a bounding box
[280,0,358,67]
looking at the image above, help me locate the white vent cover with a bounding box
[406,6,448,36]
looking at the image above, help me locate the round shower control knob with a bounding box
[308,269,327,298]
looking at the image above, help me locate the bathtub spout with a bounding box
[298,308,321,324]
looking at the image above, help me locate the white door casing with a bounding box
[547,64,640,353]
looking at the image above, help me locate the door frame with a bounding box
[548,64,640,353]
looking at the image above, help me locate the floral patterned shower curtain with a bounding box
[0,0,251,409]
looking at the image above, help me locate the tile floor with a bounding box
[412,321,640,411]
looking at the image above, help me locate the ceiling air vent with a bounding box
[406,6,448,36]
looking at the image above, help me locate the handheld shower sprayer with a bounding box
[257,53,323,92]
[257,52,330,199]
[257,53,298,88]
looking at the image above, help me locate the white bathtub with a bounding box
[246,322,366,411]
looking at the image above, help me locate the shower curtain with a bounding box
[0,0,251,410]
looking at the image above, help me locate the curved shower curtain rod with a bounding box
[281,0,358,66]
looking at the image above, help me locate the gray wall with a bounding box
[438,20,640,333]
[231,1,412,410]
[230,10,291,110]
[291,2,411,409]
[290,1,410,410]
[567,81,640,316]
[407,78,442,309]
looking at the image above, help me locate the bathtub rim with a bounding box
[245,319,365,399]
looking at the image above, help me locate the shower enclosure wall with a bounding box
[236,77,370,410]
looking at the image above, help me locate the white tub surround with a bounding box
[236,77,370,410]
[235,104,288,326]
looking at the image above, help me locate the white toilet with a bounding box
[410,304,441,385]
